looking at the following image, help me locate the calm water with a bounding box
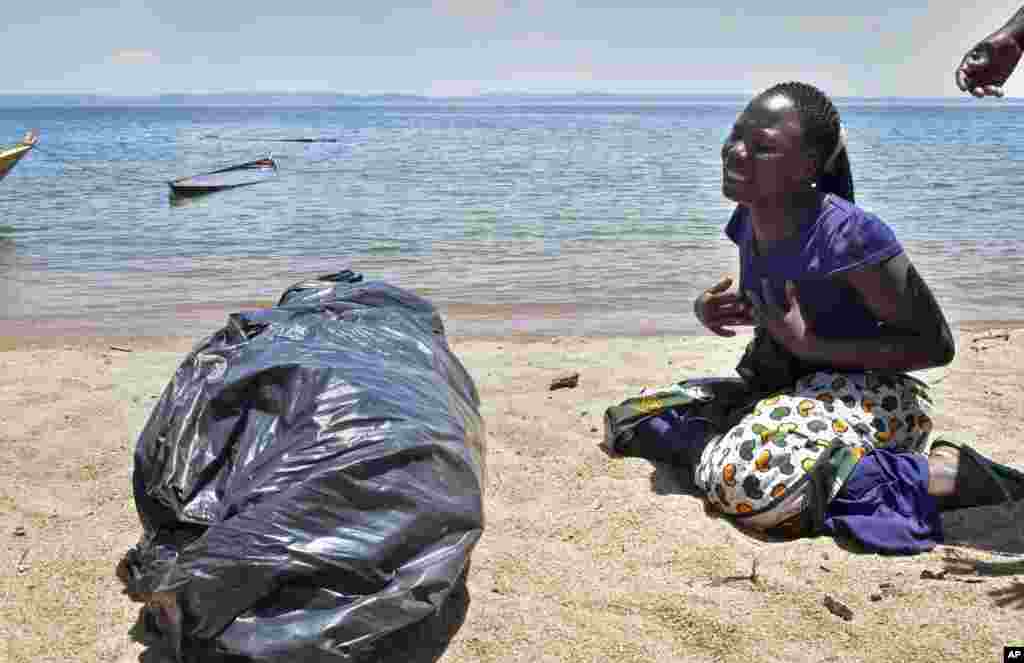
[2,98,1024,338]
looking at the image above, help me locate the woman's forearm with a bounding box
[790,331,955,373]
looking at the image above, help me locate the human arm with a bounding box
[746,253,955,372]
[698,207,758,337]
[956,7,1024,97]
[694,275,755,337]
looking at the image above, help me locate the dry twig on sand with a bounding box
[823,595,854,621]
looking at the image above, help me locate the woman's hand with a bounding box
[694,276,754,337]
[956,29,1023,98]
[746,279,815,354]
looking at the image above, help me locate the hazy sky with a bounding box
[7,1,1024,97]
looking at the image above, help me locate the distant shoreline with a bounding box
[1,92,1023,108]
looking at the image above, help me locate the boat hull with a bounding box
[168,181,263,197]
[168,157,277,199]
[0,143,34,182]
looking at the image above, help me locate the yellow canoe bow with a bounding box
[0,130,38,182]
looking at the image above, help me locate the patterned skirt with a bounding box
[694,371,933,532]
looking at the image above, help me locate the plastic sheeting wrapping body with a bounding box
[119,277,486,662]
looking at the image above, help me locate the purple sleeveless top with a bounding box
[726,195,904,340]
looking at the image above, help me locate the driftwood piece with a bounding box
[823,595,854,621]
[971,332,1010,343]
[549,373,580,391]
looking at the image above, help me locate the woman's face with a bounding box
[721,93,817,206]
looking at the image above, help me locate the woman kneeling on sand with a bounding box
[610,82,1024,554]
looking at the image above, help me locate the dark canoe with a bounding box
[169,157,278,197]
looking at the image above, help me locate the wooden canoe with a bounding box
[0,130,38,182]
[168,157,278,197]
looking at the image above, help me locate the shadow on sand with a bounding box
[648,457,1024,570]
[130,573,472,663]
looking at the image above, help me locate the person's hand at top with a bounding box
[693,276,754,337]
[956,13,1024,97]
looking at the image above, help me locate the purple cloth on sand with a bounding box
[629,410,709,468]
[823,448,943,554]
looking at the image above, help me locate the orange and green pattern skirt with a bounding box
[695,371,933,532]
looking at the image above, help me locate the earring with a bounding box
[809,180,817,189]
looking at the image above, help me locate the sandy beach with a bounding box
[2,318,1023,663]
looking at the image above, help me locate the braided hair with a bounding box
[756,81,854,203]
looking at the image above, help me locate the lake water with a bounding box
[2,97,1024,338]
